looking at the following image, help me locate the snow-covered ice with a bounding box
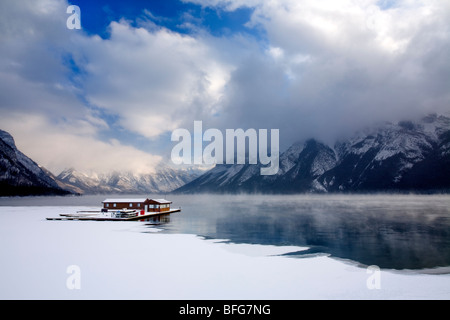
[0,206,450,300]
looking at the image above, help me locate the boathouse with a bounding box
[102,198,172,213]
[147,199,172,212]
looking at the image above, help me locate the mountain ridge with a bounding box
[175,114,450,194]
[54,166,201,195]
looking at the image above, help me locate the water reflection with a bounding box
[216,209,450,269]
[142,213,171,225]
[158,194,450,270]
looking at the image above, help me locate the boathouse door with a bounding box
[145,205,148,212]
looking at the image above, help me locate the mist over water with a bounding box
[2,193,449,270]
[161,194,450,270]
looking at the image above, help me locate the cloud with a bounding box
[1,0,449,174]
[75,20,234,139]
[0,0,83,116]
[185,0,450,147]
[0,112,161,175]
[0,0,165,174]
[0,0,236,173]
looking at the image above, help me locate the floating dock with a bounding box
[46,208,181,221]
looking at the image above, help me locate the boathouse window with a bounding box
[129,203,133,207]
[149,205,154,208]
[137,203,141,207]
[113,203,117,208]
[106,204,109,207]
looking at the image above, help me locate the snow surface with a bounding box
[1,206,450,300]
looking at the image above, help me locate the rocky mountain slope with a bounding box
[175,114,450,193]
[318,114,450,192]
[0,130,70,196]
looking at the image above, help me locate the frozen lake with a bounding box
[0,194,450,299]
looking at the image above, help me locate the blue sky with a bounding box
[1,0,449,174]
[69,0,257,38]
[63,0,262,160]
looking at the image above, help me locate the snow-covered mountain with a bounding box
[56,166,201,195]
[318,114,450,192]
[175,114,450,194]
[0,129,201,196]
[174,138,338,193]
[0,130,70,196]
